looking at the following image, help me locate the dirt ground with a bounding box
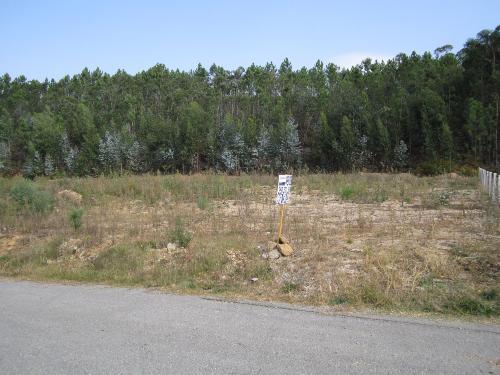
[1,173,499,317]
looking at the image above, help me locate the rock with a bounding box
[268,249,281,260]
[250,277,259,283]
[277,243,293,257]
[261,252,269,259]
[59,238,82,256]
[278,236,289,244]
[56,190,83,206]
[167,242,177,251]
[267,241,277,252]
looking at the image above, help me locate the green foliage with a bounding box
[196,195,210,210]
[0,26,498,174]
[443,295,496,316]
[9,179,53,214]
[456,165,477,177]
[328,296,349,305]
[92,246,144,273]
[337,184,360,200]
[281,281,299,293]
[480,288,498,301]
[170,217,192,248]
[0,238,62,271]
[422,189,453,208]
[68,208,84,230]
[415,160,450,176]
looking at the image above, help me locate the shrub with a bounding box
[329,296,349,305]
[170,217,192,248]
[423,190,454,208]
[480,289,498,301]
[456,165,477,177]
[444,295,496,316]
[337,184,359,200]
[373,186,388,203]
[196,195,210,210]
[91,245,146,284]
[281,281,299,293]
[9,179,53,214]
[415,159,451,176]
[69,208,84,230]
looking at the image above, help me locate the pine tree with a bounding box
[126,140,145,173]
[61,132,78,173]
[61,132,71,158]
[256,127,271,171]
[317,112,334,169]
[353,135,372,171]
[421,109,436,160]
[65,147,78,173]
[98,131,123,172]
[220,148,238,173]
[33,151,43,176]
[22,159,35,179]
[340,116,355,171]
[393,140,409,171]
[280,118,301,170]
[440,121,453,171]
[218,119,246,172]
[155,147,174,171]
[0,141,10,172]
[44,154,55,176]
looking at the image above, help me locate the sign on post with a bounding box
[275,175,292,242]
[276,175,292,205]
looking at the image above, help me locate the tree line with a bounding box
[0,26,498,177]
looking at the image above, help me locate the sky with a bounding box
[1,0,499,81]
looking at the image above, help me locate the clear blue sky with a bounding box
[1,0,499,80]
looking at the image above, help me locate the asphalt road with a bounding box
[0,280,499,374]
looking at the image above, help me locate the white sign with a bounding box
[276,175,292,205]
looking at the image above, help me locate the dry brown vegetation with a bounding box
[0,173,499,319]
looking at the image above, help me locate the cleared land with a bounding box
[0,173,498,319]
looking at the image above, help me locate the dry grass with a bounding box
[0,172,498,319]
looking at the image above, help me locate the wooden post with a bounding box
[278,204,285,240]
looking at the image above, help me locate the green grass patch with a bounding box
[282,281,299,293]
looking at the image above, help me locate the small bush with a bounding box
[415,160,451,176]
[282,281,299,293]
[372,186,388,203]
[69,208,84,230]
[329,296,349,305]
[91,245,146,283]
[456,165,477,177]
[170,217,192,248]
[196,195,210,210]
[9,179,53,214]
[338,184,359,200]
[422,190,453,208]
[480,289,498,301]
[444,295,496,316]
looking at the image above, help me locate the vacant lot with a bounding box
[0,173,498,319]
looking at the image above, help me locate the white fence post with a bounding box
[490,172,493,198]
[488,171,492,196]
[478,167,499,203]
[498,175,500,202]
[495,173,499,202]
